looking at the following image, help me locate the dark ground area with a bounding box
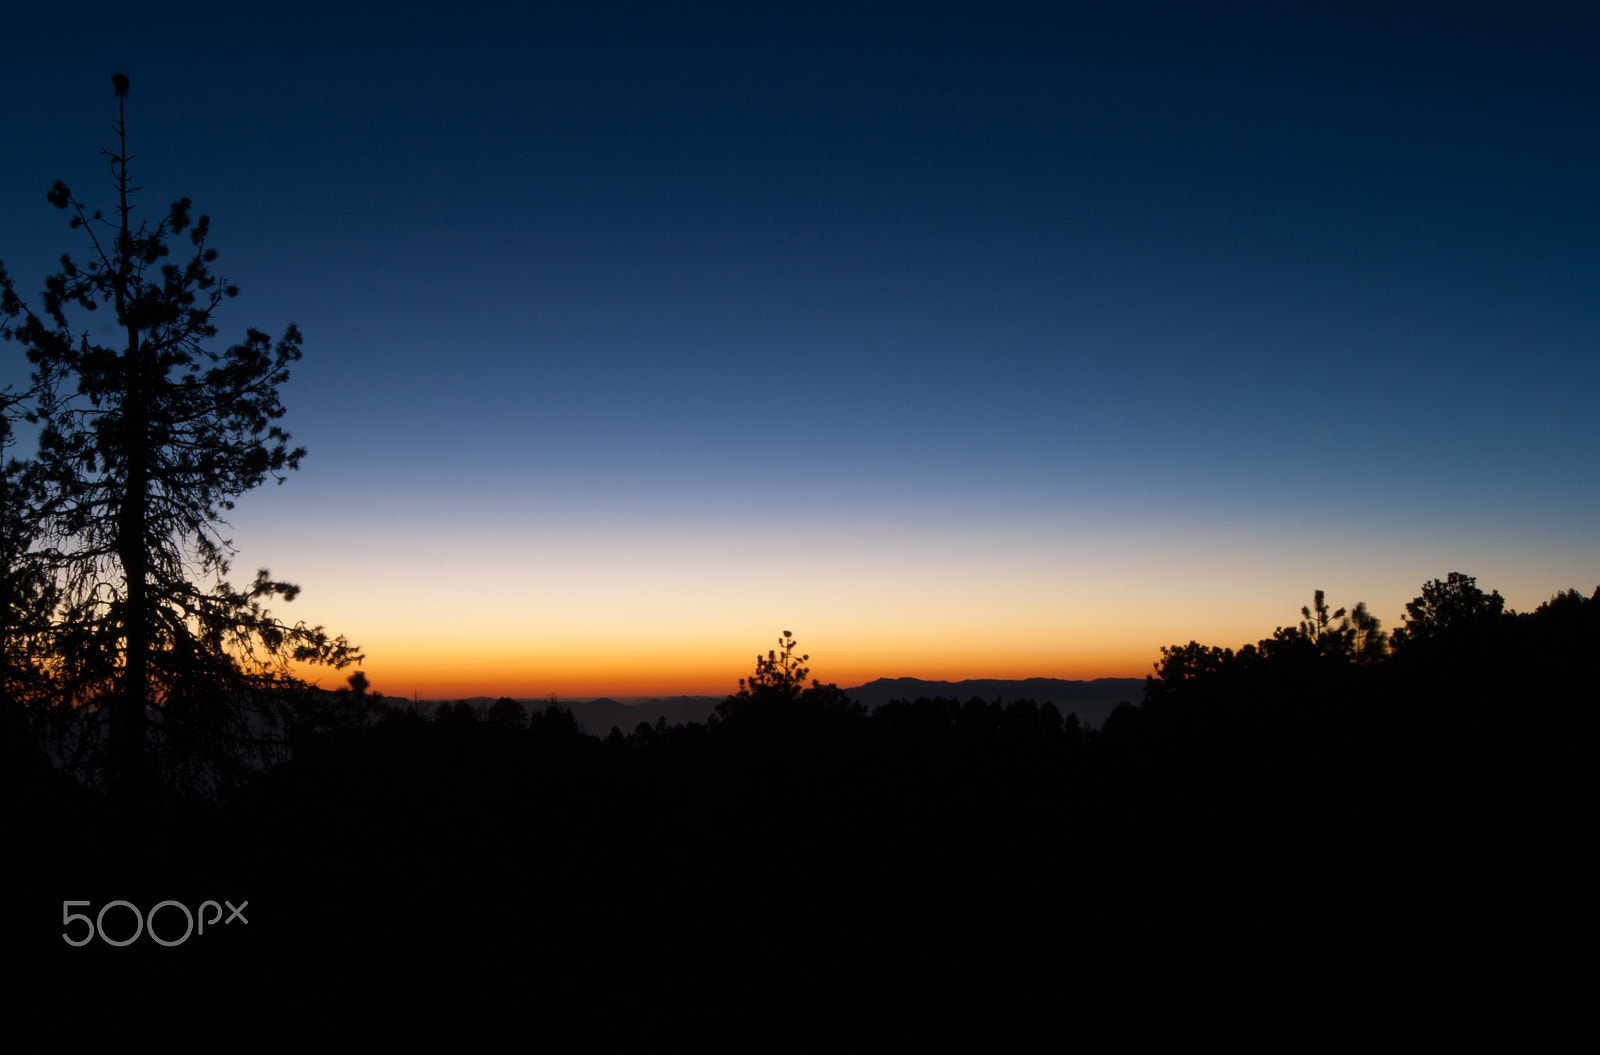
[7,586,1590,1012]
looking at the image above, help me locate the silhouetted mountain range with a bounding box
[563,695,722,733]
[425,677,1144,732]
[842,677,1144,727]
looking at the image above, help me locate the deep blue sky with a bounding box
[3,2,1595,694]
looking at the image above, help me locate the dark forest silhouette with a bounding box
[9,577,1595,976]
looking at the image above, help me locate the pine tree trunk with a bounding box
[114,344,152,796]
[111,112,152,795]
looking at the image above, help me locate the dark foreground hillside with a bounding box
[8,582,1592,1010]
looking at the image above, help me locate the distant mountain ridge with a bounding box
[844,677,1144,728]
[567,696,722,735]
[413,696,723,735]
[422,677,1144,733]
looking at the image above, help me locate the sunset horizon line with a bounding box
[340,667,1155,704]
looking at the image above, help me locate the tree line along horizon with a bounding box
[3,75,1595,803]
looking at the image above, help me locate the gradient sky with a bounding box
[3,1,1595,698]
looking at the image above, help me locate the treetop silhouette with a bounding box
[715,630,858,722]
[742,630,810,698]
[1390,572,1506,656]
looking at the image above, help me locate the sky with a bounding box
[2,1,1595,699]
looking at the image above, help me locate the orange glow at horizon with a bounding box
[293,629,1166,702]
[242,505,1598,703]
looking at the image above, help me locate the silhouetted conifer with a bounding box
[0,74,361,796]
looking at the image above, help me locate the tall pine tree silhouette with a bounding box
[0,73,360,795]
